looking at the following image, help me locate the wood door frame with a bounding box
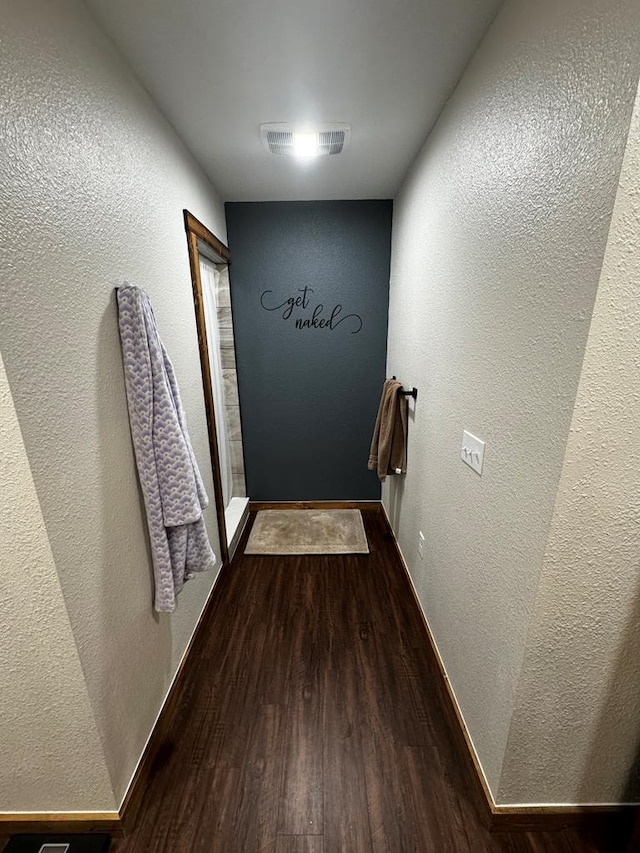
[183,209,232,568]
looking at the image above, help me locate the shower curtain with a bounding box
[199,257,234,510]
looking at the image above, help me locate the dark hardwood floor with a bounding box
[111,506,628,852]
[3,506,628,851]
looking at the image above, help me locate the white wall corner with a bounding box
[497,77,640,806]
[0,0,226,809]
[385,0,640,806]
[0,352,116,811]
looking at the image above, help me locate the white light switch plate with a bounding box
[461,430,485,475]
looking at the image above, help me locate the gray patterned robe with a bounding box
[116,284,216,612]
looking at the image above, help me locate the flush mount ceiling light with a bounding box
[260,123,351,159]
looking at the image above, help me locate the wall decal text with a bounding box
[260,287,363,334]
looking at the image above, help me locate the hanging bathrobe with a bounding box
[116,283,216,612]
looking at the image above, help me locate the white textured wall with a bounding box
[498,85,640,804]
[0,353,116,811]
[384,0,640,799]
[0,0,226,808]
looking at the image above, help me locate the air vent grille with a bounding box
[265,130,294,155]
[261,124,350,156]
[318,131,345,155]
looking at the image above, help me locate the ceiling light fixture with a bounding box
[292,132,320,159]
[260,123,351,158]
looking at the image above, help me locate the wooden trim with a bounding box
[184,215,230,568]
[118,561,225,829]
[489,805,631,832]
[249,500,380,511]
[379,502,632,833]
[183,210,231,263]
[0,813,121,834]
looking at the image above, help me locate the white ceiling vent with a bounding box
[260,123,351,157]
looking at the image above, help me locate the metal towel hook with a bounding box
[392,376,418,400]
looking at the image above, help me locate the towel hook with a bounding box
[392,376,418,401]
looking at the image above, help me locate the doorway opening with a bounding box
[184,210,249,563]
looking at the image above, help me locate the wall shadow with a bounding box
[578,577,640,849]
[387,471,406,533]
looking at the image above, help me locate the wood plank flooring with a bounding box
[110,506,626,852]
[3,506,626,851]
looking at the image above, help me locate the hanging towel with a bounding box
[116,284,216,612]
[368,378,408,482]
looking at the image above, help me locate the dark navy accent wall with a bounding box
[225,200,392,501]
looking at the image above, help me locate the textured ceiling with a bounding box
[85,0,502,201]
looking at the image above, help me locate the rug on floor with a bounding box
[244,509,369,555]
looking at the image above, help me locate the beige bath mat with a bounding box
[245,509,369,555]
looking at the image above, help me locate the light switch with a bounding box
[461,430,485,475]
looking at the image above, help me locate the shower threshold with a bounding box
[226,496,250,560]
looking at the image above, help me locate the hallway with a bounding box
[109,507,610,852]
